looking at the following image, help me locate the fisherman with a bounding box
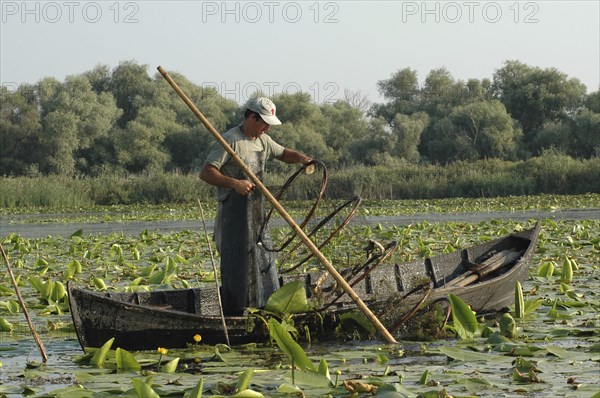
[200,97,312,315]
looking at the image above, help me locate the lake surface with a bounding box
[1,212,598,397]
[2,208,599,238]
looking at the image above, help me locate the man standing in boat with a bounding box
[200,97,312,315]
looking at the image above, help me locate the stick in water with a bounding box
[198,200,230,346]
[0,243,48,363]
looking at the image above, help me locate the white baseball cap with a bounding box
[245,97,282,125]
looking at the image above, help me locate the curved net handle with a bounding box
[280,196,362,274]
[257,159,327,252]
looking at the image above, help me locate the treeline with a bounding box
[1,154,599,208]
[1,60,599,178]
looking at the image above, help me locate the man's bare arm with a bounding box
[280,148,312,164]
[200,164,255,196]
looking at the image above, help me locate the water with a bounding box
[2,209,598,238]
[1,213,599,396]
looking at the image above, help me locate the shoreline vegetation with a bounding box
[1,153,599,213]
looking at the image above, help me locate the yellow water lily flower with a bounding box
[157,347,168,355]
[193,334,202,343]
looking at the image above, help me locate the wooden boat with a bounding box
[68,223,540,351]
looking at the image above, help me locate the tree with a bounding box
[0,84,43,175]
[427,100,518,163]
[320,100,369,167]
[531,121,572,155]
[267,92,334,167]
[39,75,121,175]
[466,78,492,102]
[272,92,326,127]
[109,61,155,128]
[269,122,333,172]
[150,71,238,172]
[113,106,179,173]
[372,68,420,122]
[421,68,457,117]
[343,89,371,114]
[585,90,600,113]
[349,117,396,166]
[83,64,112,94]
[491,60,587,148]
[150,71,238,132]
[570,109,600,158]
[164,125,216,172]
[392,112,429,163]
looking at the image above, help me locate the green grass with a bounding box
[1,154,599,211]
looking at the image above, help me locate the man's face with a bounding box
[248,114,270,139]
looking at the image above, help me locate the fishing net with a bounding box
[260,160,394,279]
[258,160,452,339]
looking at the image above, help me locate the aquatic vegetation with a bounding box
[0,197,599,396]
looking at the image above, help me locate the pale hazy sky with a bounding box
[1,1,599,104]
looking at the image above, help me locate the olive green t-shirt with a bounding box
[204,125,285,200]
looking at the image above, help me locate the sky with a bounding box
[1,0,599,105]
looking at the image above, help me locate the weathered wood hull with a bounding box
[68,223,540,351]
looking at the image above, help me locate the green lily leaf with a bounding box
[132,248,141,261]
[92,277,107,291]
[187,378,204,398]
[448,294,479,339]
[230,390,265,398]
[236,368,254,392]
[545,345,583,360]
[141,264,156,278]
[159,357,179,373]
[285,368,333,388]
[418,369,429,385]
[537,261,555,277]
[523,298,543,316]
[514,281,524,319]
[6,299,20,313]
[51,281,67,302]
[268,318,315,371]
[174,254,189,265]
[0,385,24,394]
[89,337,114,368]
[132,377,160,398]
[0,284,13,294]
[0,317,13,332]
[277,383,303,394]
[214,343,230,362]
[561,257,573,283]
[116,347,141,371]
[499,313,517,339]
[29,276,48,297]
[148,270,170,285]
[264,280,308,315]
[461,376,493,392]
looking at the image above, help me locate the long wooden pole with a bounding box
[0,243,48,362]
[158,66,397,344]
